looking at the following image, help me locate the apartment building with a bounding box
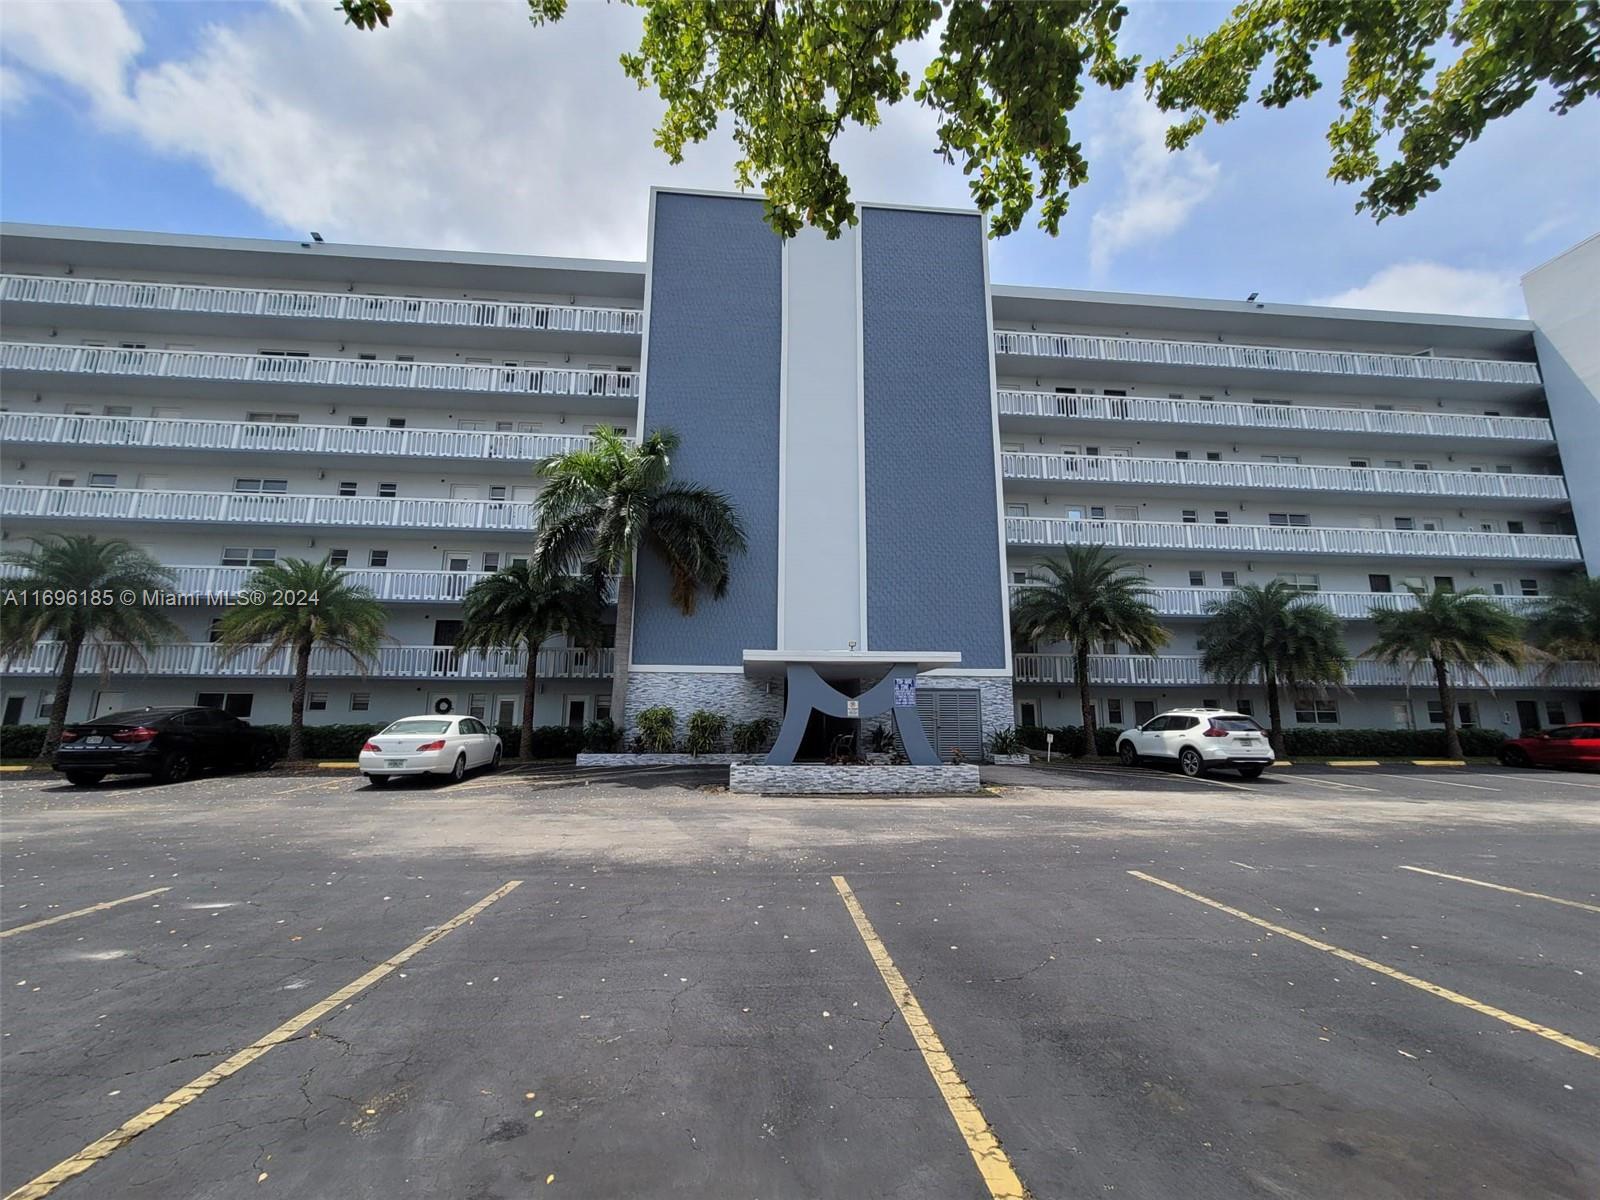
[2,193,1596,752]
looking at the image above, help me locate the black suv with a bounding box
[52,706,279,786]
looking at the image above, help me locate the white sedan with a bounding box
[359,716,502,785]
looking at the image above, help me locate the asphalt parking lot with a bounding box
[2,760,1596,1199]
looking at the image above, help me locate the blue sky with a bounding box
[3,0,1596,316]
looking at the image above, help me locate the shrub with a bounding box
[684,710,727,756]
[1279,727,1507,757]
[582,718,622,752]
[731,717,777,754]
[866,722,896,754]
[0,725,48,759]
[635,706,677,753]
[987,726,1023,755]
[1016,725,1123,756]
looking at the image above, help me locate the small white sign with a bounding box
[846,699,859,717]
[1046,732,1054,744]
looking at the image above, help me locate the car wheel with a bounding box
[1178,747,1205,777]
[1118,741,1139,767]
[63,770,105,787]
[449,754,467,783]
[156,751,194,784]
[366,774,390,787]
[490,746,502,771]
[1499,746,1530,768]
[1238,765,1265,780]
[252,743,279,771]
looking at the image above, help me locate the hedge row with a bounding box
[0,722,590,761]
[1015,722,1508,757]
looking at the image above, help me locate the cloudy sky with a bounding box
[3,0,1596,316]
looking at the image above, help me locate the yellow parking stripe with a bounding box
[1127,870,1600,1061]
[5,880,523,1200]
[1397,865,1600,914]
[832,876,1029,1199]
[0,888,170,940]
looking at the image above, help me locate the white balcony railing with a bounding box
[998,389,1554,443]
[1001,452,1568,501]
[994,330,1543,387]
[1005,516,1583,563]
[1007,583,1546,620]
[2,485,537,532]
[1012,654,1600,689]
[0,341,638,400]
[0,412,617,464]
[3,642,614,681]
[1,273,643,338]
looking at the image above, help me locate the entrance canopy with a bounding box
[741,649,961,682]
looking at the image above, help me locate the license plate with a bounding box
[1238,738,1257,745]
[385,759,406,768]
[86,735,105,746]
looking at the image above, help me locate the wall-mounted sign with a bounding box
[846,699,859,717]
[893,677,916,708]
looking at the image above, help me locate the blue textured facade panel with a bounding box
[631,192,783,666]
[861,208,1007,670]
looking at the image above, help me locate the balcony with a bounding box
[1001,452,1568,504]
[1012,654,1600,689]
[993,330,1542,397]
[3,642,614,681]
[1005,516,1583,564]
[997,389,1555,446]
[3,484,537,534]
[0,273,642,351]
[1007,583,1546,620]
[0,341,639,412]
[1,412,615,465]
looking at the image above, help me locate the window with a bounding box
[1005,503,1029,518]
[221,548,275,566]
[1294,697,1339,724]
[468,693,488,720]
[338,481,358,497]
[1168,393,1184,400]
[1349,458,1370,468]
[1546,701,1568,725]
[350,692,371,712]
[1202,698,1221,709]
[1268,513,1310,527]
[1507,520,1525,534]
[489,486,507,502]
[1276,572,1320,592]
[87,473,117,488]
[1213,511,1229,525]
[1412,462,1431,471]
[1206,451,1222,461]
[329,549,349,567]
[1221,571,1237,587]
[102,405,133,417]
[1254,397,1291,407]
[1427,700,1478,727]
[36,691,55,719]
[308,692,328,712]
[387,418,407,429]
[348,416,369,427]
[234,479,289,493]
[1089,506,1106,520]
[53,475,77,488]
[207,617,223,644]
[1492,582,1506,595]
[1368,574,1392,593]
[1182,510,1198,524]
[1106,699,1124,725]
[482,552,501,571]
[245,412,300,423]
[1520,579,1540,596]
[1175,450,1191,460]
[1102,640,1118,654]
[368,550,389,567]
[444,552,472,572]
[195,692,254,717]
[1433,576,1455,592]
[377,482,398,498]
[1259,454,1301,464]
[1401,575,1426,592]
[1393,517,1416,530]
[1189,570,1206,587]
[1235,699,1253,716]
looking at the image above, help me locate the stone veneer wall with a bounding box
[623,671,785,741]
[729,764,982,794]
[915,674,1016,742]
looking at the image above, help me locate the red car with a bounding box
[1499,725,1600,770]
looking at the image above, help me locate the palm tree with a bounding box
[0,535,181,759]
[457,562,606,759]
[1010,546,1170,755]
[217,557,388,761]
[1198,580,1348,755]
[1528,574,1600,667]
[1365,586,1530,760]
[533,426,747,724]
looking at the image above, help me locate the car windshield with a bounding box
[381,719,453,735]
[1211,717,1264,732]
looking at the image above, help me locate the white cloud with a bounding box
[1087,93,1219,278]
[1310,261,1525,318]
[0,0,960,259]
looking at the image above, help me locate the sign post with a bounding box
[1046,731,1054,763]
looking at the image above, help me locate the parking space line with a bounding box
[5,880,523,1200]
[831,876,1029,1200]
[0,887,171,940]
[1486,773,1600,790]
[1397,865,1600,914]
[1127,870,1600,1061]
[1373,773,1499,792]
[1291,776,1381,793]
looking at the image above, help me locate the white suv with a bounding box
[1116,708,1273,779]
